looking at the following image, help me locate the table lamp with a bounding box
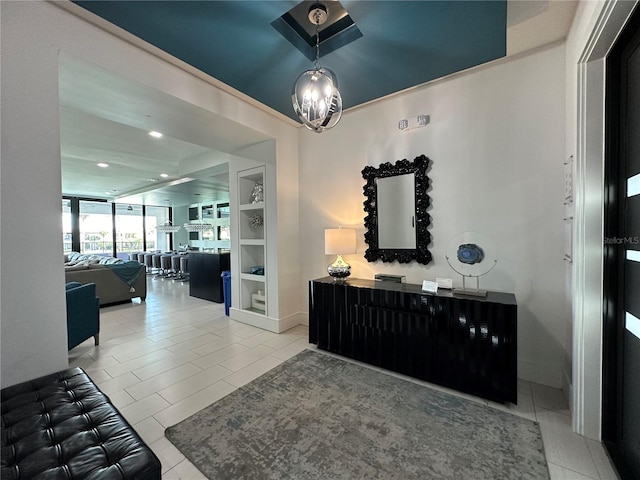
[325,228,357,282]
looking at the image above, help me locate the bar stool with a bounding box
[171,255,182,279]
[160,254,173,278]
[151,253,163,276]
[143,253,155,274]
[137,253,146,264]
[178,255,189,282]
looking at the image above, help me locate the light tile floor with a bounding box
[68,278,619,480]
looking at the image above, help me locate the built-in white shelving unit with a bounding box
[237,166,267,316]
[183,201,230,252]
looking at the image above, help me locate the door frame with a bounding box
[602,5,640,477]
[572,0,637,440]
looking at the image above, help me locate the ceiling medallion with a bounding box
[292,3,342,133]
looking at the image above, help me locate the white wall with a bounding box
[1,2,70,386]
[0,1,300,387]
[298,43,568,387]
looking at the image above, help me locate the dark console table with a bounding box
[189,252,230,303]
[309,277,517,403]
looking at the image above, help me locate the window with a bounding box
[62,199,72,254]
[202,205,215,241]
[146,206,170,251]
[64,199,173,257]
[218,225,230,241]
[115,204,143,260]
[217,203,230,218]
[79,200,112,256]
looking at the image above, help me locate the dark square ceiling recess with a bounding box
[72,1,507,124]
[271,1,363,61]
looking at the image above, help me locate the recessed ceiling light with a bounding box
[97,163,109,168]
[160,173,169,178]
[148,131,163,138]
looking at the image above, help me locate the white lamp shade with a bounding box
[325,228,356,255]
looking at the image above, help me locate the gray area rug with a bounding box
[165,349,549,480]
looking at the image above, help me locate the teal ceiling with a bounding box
[73,1,507,123]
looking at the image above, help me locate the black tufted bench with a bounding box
[1,367,161,479]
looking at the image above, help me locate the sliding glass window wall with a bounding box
[62,199,73,254]
[79,200,113,257]
[145,206,171,252]
[115,204,144,260]
[63,198,172,259]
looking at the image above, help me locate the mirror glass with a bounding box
[362,155,432,265]
[377,174,416,249]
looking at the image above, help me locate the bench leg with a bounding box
[94,334,100,346]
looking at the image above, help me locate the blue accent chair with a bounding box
[65,282,100,350]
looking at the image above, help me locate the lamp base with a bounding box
[328,254,351,282]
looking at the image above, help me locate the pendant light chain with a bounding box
[291,3,343,132]
[314,13,320,69]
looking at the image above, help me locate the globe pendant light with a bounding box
[292,3,342,133]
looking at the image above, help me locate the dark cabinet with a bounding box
[189,252,230,303]
[309,277,517,403]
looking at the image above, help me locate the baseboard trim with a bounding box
[229,308,280,333]
[277,312,307,332]
[229,308,308,333]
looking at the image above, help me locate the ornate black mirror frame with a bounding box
[362,154,432,264]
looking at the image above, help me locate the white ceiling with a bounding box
[59,1,577,208]
[59,54,271,207]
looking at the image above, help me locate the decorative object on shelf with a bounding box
[251,183,264,204]
[362,154,432,265]
[421,280,438,293]
[325,227,356,282]
[292,2,342,133]
[249,266,264,275]
[374,273,405,283]
[251,290,266,312]
[398,114,430,131]
[155,220,181,234]
[249,213,264,238]
[445,232,498,297]
[457,244,484,265]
